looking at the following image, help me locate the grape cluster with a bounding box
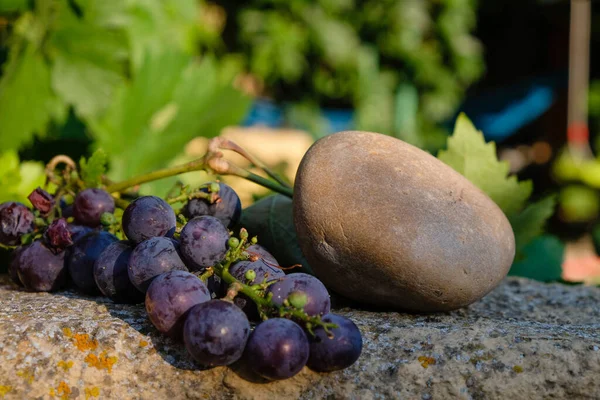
[1,181,362,380]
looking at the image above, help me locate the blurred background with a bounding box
[0,0,599,283]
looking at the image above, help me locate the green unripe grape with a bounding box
[228,237,240,248]
[244,270,257,282]
[239,229,248,240]
[288,291,308,309]
[100,212,116,226]
[209,182,220,193]
[251,236,258,244]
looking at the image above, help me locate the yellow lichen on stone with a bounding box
[62,327,72,338]
[418,356,436,369]
[139,340,149,348]
[0,385,12,398]
[72,333,98,352]
[16,369,34,384]
[513,365,524,373]
[57,360,73,371]
[50,381,71,400]
[85,351,117,373]
[85,386,100,399]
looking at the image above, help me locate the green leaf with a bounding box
[49,2,127,118]
[0,0,28,13]
[89,50,250,191]
[0,44,56,150]
[437,113,532,215]
[508,235,564,282]
[509,196,556,251]
[237,194,313,275]
[0,150,46,204]
[80,149,107,188]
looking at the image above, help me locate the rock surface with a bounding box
[294,131,515,311]
[1,275,599,399]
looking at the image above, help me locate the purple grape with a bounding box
[183,300,250,366]
[183,182,241,228]
[17,241,67,292]
[230,250,283,285]
[244,318,309,380]
[73,188,115,227]
[67,231,118,295]
[94,241,143,304]
[68,224,93,243]
[128,237,187,293]
[44,218,73,251]
[267,273,331,316]
[122,196,176,244]
[145,270,211,339]
[180,216,229,271]
[206,274,224,299]
[306,314,362,372]
[28,187,54,215]
[9,246,24,286]
[245,244,278,265]
[0,202,34,246]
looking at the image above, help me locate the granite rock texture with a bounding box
[0,276,599,399]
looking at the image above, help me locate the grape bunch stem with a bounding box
[214,230,337,335]
[104,139,294,198]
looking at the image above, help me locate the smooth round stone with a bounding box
[293,131,515,312]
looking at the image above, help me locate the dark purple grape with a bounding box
[67,231,118,295]
[28,187,54,215]
[183,182,241,228]
[146,270,211,339]
[17,241,67,292]
[306,314,362,372]
[44,218,73,251]
[230,251,283,285]
[245,244,278,265]
[180,216,229,271]
[68,224,93,243]
[0,202,34,246]
[9,246,25,286]
[206,274,224,299]
[94,241,143,304]
[73,188,115,227]
[244,318,309,380]
[122,196,176,244]
[267,273,331,316]
[128,237,187,293]
[184,300,250,366]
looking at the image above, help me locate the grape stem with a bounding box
[213,230,337,335]
[209,137,292,189]
[166,190,214,205]
[105,151,294,198]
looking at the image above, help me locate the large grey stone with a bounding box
[293,131,515,311]
[0,275,599,399]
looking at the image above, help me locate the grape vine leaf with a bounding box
[0,151,46,204]
[79,149,107,188]
[437,113,532,216]
[89,49,250,193]
[508,235,564,282]
[508,196,556,252]
[49,1,127,119]
[0,44,56,150]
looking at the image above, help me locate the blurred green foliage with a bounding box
[215,0,484,148]
[0,0,250,195]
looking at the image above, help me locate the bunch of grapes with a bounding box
[2,178,362,379]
